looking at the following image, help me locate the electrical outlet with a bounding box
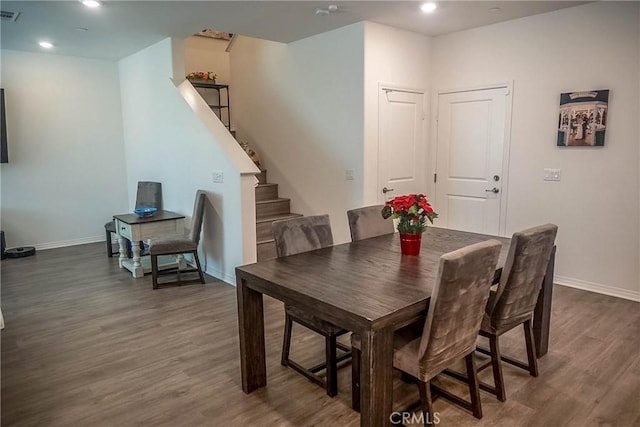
[212,171,224,183]
[345,169,355,181]
[543,168,561,181]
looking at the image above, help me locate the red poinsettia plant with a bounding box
[381,194,438,234]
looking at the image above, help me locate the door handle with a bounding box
[382,187,394,194]
[485,187,500,194]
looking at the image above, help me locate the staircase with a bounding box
[255,170,302,261]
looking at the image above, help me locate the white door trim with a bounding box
[431,81,513,237]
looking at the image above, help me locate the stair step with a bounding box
[257,240,277,261]
[256,170,267,185]
[255,183,278,202]
[256,198,290,218]
[256,213,303,242]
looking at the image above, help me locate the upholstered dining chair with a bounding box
[105,181,162,257]
[472,224,558,402]
[148,190,206,290]
[272,215,351,397]
[351,240,502,421]
[347,205,395,242]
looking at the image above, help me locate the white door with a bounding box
[434,86,510,236]
[378,88,425,203]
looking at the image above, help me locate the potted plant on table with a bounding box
[381,194,438,255]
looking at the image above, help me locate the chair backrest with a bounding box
[347,205,395,242]
[135,181,162,210]
[487,224,558,330]
[418,240,502,378]
[188,190,207,245]
[272,215,333,258]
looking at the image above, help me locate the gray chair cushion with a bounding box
[484,224,558,332]
[393,240,502,382]
[347,205,395,241]
[272,215,333,258]
[148,190,207,255]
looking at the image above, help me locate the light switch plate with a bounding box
[544,168,561,181]
[212,171,224,183]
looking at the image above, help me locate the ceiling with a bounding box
[0,1,587,61]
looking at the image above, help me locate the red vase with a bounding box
[399,233,422,256]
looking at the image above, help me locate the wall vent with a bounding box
[0,10,20,22]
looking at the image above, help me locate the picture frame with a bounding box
[557,89,609,147]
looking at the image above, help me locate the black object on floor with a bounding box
[5,247,36,258]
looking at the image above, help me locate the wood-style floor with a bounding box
[1,243,639,426]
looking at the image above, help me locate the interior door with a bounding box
[378,88,426,203]
[435,86,510,235]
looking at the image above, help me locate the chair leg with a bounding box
[193,251,205,284]
[352,345,361,412]
[281,313,293,366]
[489,334,506,402]
[523,319,539,377]
[325,334,338,397]
[106,229,113,258]
[465,353,483,419]
[418,381,434,425]
[151,254,159,290]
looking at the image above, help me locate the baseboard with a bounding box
[555,275,640,302]
[33,236,105,251]
[204,265,236,287]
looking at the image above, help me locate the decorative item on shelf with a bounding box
[382,194,438,256]
[186,71,217,84]
[134,207,157,218]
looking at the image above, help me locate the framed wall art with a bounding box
[557,89,609,147]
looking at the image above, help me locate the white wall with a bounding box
[184,36,231,84]
[0,50,127,249]
[431,2,640,299]
[118,38,258,284]
[231,24,365,243]
[363,22,431,205]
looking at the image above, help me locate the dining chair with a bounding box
[148,190,206,290]
[470,224,558,402]
[351,240,502,421]
[105,181,162,257]
[346,205,395,242]
[272,214,351,397]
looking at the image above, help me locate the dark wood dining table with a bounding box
[235,227,555,427]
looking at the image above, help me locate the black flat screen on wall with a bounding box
[1,88,7,163]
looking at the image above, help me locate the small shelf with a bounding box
[189,81,231,130]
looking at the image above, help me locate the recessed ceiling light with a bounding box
[81,0,101,8]
[76,27,89,32]
[420,2,437,13]
[38,41,54,49]
[489,7,501,12]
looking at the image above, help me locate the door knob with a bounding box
[485,187,499,194]
[382,187,394,194]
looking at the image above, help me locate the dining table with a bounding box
[235,226,555,427]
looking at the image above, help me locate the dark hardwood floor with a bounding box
[1,243,638,426]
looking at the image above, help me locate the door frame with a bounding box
[429,82,514,237]
[377,82,428,204]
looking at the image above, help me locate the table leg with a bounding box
[360,326,394,427]
[118,236,127,268]
[533,246,555,358]
[236,275,266,393]
[131,241,144,278]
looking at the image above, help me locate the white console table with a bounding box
[113,210,185,278]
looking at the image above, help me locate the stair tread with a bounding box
[256,183,277,188]
[257,238,275,245]
[256,197,290,205]
[256,213,303,224]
